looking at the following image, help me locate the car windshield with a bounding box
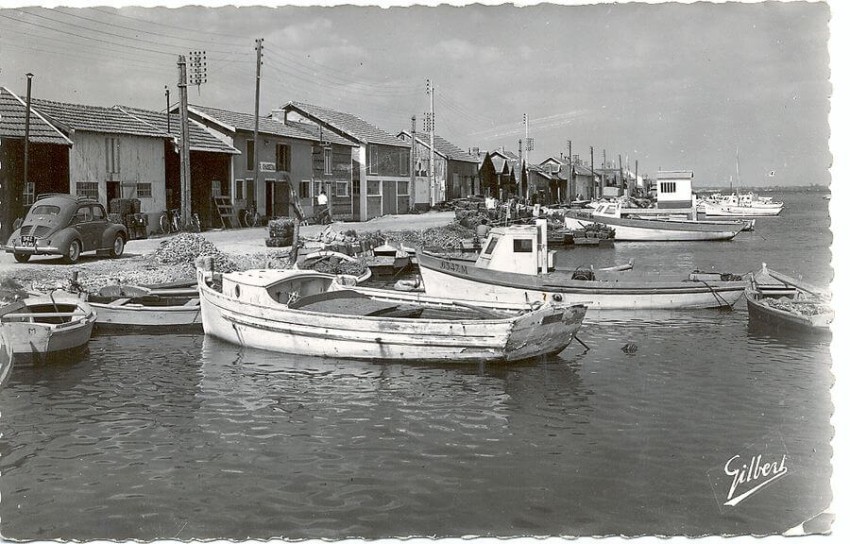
[30,205,61,216]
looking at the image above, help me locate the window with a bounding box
[397,181,409,196]
[276,144,291,171]
[137,183,152,198]
[91,206,105,220]
[513,239,533,253]
[366,180,381,196]
[313,181,323,197]
[335,181,349,197]
[324,147,333,175]
[484,237,498,255]
[299,180,311,199]
[105,137,120,174]
[660,181,676,193]
[246,139,255,171]
[75,206,93,222]
[77,182,99,200]
[235,179,244,200]
[23,182,35,206]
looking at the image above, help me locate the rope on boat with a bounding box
[699,279,734,309]
[574,335,590,350]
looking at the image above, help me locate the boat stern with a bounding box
[504,303,587,361]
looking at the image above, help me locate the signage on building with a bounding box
[260,162,276,172]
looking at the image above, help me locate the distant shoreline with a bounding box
[692,185,829,193]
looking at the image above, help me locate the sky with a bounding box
[0,1,834,187]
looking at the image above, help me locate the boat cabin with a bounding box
[655,170,694,209]
[475,219,553,275]
[219,269,337,306]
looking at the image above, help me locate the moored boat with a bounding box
[416,220,746,310]
[698,192,784,217]
[85,283,202,333]
[0,324,14,388]
[745,264,832,336]
[0,292,96,360]
[564,202,746,241]
[196,263,587,363]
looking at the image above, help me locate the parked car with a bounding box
[4,194,128,264]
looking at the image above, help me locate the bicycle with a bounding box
[159,209,201,235]
[240,205,260,228]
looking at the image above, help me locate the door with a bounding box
[106,181,120,207]
[382,180,397,215]
[274,181,290,217]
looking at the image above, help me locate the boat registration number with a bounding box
[20,235,35,247]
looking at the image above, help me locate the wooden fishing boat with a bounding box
[563,202,746,241]
[0,324,14,388]
[196,264,587,363]
[84,283,202,332]
[745,264,832,335]
[416,220,746,310]
[698,193,784,217]
[0,292,96,359]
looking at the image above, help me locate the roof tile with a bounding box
[0,87,71,145]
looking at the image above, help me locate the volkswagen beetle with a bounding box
[4,194,128,264]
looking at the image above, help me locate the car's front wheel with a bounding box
[110,234,125,258]
[13,253,30,263]
[65,239,81,264]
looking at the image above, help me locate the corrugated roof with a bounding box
[285,101,407,148]
[118,105,240,155]
[0,87,72,145]
[31,98,167,138]
[188,104,316,140]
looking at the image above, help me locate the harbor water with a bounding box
[0,192,833,540]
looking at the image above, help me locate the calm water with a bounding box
[0,192,833,540]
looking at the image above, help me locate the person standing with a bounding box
[316,190,330,224]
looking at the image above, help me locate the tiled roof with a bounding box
[400,132,478,163]
[285,101,407,148]
[188,104,314,140]
[0,87,72,145]
[31,98,167,138]
[118,106,240,155]
[286,120,357,147]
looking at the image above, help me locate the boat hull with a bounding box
[564,211,743,241]
[417,252,745,310]
[88,300,202,332]
[699,203,783,217]
[0,324,14,388]
[0,297,96,358]
[197,270,585,363]
[745,291,831,336]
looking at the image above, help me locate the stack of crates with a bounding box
[265,218,295,247]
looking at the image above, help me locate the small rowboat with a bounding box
[85,283,202,333]
[0,292,96,360]
[745,264,832,336]
[196,263,587,363]
[0,324,14,388]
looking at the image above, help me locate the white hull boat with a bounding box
[0,292,96,359]
[699,193,783,217]
[564,202,745,241]
[416,220,746,310]
[196,265,587,363]
[0,324,14,388]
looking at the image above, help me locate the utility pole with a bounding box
[165,86,171,133]
[177,56,191,224]
[23,73,33,211]
[567,139,572,202]
[518,138,523,201]
[410,115,416,211]
[253,38,263,214]
[425,79,436,206]
[590,146,595,199]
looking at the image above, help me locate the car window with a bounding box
[92,206,105,220]
[31,205,61,216]
[75,206,92,222]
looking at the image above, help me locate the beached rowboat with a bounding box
[196,265,587,363]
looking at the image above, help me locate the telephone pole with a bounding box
[426,79,435,206]
[23,73,33,209]
[410,115,416,210]
[177,56,191,223]
[253,38,263,212]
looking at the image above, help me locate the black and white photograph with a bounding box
[0,0,844,541]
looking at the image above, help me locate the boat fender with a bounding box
[552,293,563,302]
